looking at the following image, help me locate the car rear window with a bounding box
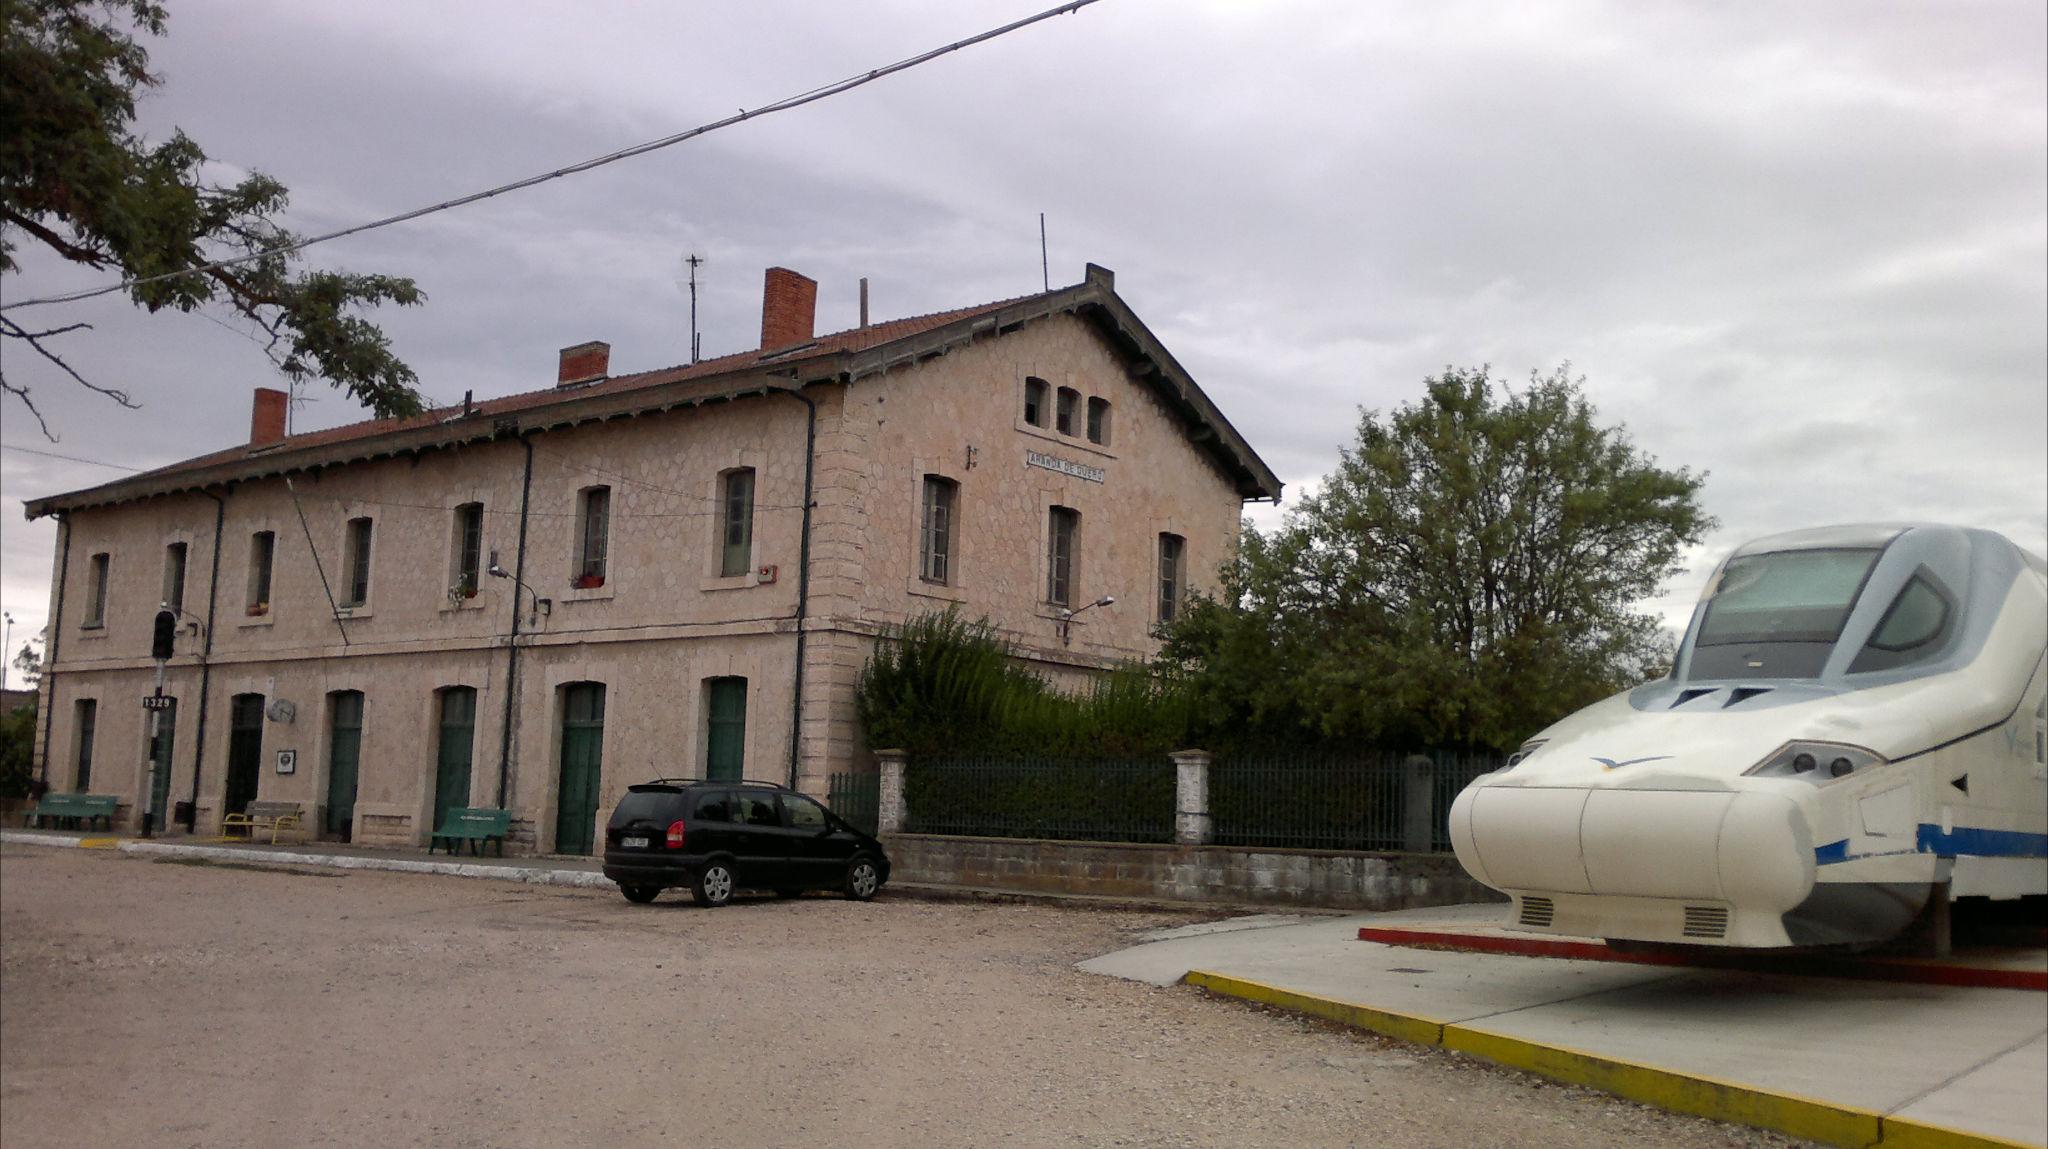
[610,787,684,826]
[694,790,733,822]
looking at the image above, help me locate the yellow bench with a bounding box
[221,800,306,845]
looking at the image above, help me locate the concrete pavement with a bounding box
[1084,905,2048,1148]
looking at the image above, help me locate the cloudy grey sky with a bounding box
[3,0,2043,662]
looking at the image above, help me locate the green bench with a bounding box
[429,807,510,856]
[22,792,119,831]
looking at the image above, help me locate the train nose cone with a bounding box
[1451,784,1815,912]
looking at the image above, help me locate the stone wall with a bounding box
[880,833,1504,911]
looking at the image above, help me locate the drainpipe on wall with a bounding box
[777,383,818,791]
[35,513,71,790]
[496,434,535,808]
[184,488,227,830]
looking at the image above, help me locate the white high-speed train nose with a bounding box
[1447,523,2046,950]
[1449,784,1817,947]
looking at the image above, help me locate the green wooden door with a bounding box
[555,683,605,856]
[225,694,264,816]
[148,700,177,831]
[706,678,747,782]
[325,691,364,839]
[433,687,477,833]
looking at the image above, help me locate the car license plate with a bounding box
[621,836,649,849]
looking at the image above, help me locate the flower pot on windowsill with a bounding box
[572,574,605,590]
[247,604,269,617]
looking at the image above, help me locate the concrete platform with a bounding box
[1082,906,2048,1148]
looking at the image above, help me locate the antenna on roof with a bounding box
[1039,213,1049,292]
[682,253,706,364]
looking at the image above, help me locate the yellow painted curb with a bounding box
[1181,969,2034,1149]
[1183,969,1446,1047]
[76,837,120,849]
[1878,1115,2041,1149]
[1441,1024,1881,1149]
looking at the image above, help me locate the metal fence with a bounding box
[1211,751,1502,853]
[826,772,880,836]
[906,755,1175,843]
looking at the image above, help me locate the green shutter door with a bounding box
[556,684,605,856]
[225,694,264,816]
[325,692,364,839]
[148,700,177,831]
[433,688,476,833]
[706,678,747,782]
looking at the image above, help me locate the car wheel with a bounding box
[693,860,735,907]
[844,855,881,901]
[620,884,659,905]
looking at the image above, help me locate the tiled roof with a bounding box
[26,267,1281,513]
[117,297,1022,485]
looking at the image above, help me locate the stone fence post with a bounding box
[1402,754,1435,853]
[1170,749,1213,845]
[876,749,908,834]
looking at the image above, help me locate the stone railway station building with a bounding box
[24,264,1279,855]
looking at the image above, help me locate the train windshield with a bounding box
[1690,548,1881,678]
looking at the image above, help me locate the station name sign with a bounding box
[1024,450,1105,484]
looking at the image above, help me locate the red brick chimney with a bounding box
[558,341,610,387]
[250,387,288,447]
[760,267,817,351]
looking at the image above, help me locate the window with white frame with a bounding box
[575,486,609,586]
[720,469,755,577]
[342,517,373,607]
[451,503,484,598]
[247,531,275,615]
[920,476,957,584]
[1157,532,1185,623]
[1046,506,1078,607]
[83,552,109,627]
[162,541,188,614]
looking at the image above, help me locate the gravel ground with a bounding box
[0,844,1808,1148]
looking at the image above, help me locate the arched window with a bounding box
[1023,377,1049,427]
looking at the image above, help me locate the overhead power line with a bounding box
[0,442,145,471]
[0,0,1102,313]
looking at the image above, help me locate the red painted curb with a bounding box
[1357,926,2048,992]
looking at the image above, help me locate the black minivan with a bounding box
[601,780,889,907]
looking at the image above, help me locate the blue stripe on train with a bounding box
[1815,825,2048,865]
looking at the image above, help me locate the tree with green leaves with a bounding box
[1160,365,1711,753]
[0,0,425,436]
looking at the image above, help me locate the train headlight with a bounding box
[1744,741,1885,784]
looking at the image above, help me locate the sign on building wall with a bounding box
[275,749,297,775]
[1024,450,1105,484]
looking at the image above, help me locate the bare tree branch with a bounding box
[0,315,141,418]
[0,371,55,441]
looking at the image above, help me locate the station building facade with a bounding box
[25,264,1280,854]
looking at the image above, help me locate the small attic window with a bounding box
[1086,397,1112,446]
[1023,377,1048,427]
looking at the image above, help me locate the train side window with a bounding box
[1848,574,1954,673]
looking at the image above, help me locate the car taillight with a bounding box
[666,820,686,849]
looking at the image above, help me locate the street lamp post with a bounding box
[1,611,13,694]
[1056,595,1115,646]
[487,553,550,624]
